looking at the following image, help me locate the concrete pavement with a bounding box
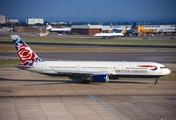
[0,68,176,120]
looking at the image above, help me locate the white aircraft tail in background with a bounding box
[121,26,127,34]
[11,35,171,84]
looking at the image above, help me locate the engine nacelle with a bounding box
[91,75,109,82]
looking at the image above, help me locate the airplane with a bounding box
[112,23,138,36]
[11,35,171,84]
[46,25,71,34]
[94,27,128,38]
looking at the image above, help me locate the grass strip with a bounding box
[0,58,19,68]
[1,44,176,53]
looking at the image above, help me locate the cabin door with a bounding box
[77,65,80,71]
[116,65,123,73]
[42,64,46,70]
[118,65,123,70]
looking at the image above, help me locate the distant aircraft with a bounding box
[11,35,171,84]
[113,23,138,36]
[46,25,71,34]
[94,27,128,38]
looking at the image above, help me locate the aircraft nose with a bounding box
[166,69,171,75]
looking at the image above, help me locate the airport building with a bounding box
[0,14,7,24]
[102,25,176,36]
[14,26,46,33]
[136,25,176,36]
[26,18,44,25]
[7,19,18,23]
[0,27,13,32]
[0,14,18,24]
[71,24,102,35]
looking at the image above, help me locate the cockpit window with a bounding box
[160,67,167,69]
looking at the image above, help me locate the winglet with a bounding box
[11,35,43,66]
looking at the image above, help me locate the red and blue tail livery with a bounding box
[11,35,42,66]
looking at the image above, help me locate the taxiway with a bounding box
[0,68,176,120]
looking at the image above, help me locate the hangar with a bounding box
[71,24,102,35]
[14,26,46,33]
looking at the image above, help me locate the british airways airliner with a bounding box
[11,35,171,84]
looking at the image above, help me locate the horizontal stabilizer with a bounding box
[15,64,34,70]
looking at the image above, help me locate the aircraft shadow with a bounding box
[0,77,102,86]
[0,78,149,85]
[109,80,149,84]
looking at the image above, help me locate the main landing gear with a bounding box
[155,78,159,85]
[81,76,90,84]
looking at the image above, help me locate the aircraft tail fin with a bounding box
[46,25,52,31]
[130,22,136,30]
[11,35,43,66]
[121,27,128,34]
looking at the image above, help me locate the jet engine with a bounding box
[91,75,109,82]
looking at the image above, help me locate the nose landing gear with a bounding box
[155,78,159,84]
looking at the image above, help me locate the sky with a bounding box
[0,0,176,22]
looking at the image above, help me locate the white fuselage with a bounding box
[48,28,71,32]
[94,33,124,37]
[27,61,171,78]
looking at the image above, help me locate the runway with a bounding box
[0,68,176,120]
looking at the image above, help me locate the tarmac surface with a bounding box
[1,52,176,63]
[0,51,176,120]
[0,68,176,120]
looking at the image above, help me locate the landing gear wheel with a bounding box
[154,78,159,85]
[155,81,158,85]
[82,76,91,84]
